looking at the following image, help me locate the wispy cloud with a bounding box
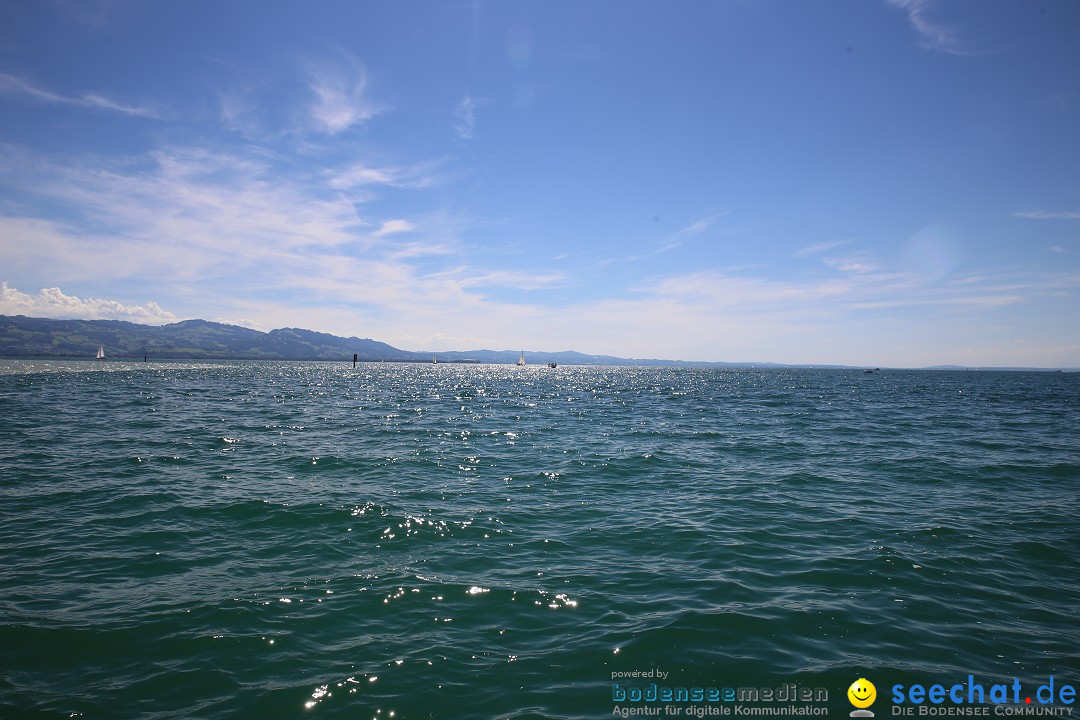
[0,145,369,288]
[328,163,396,188]
[305,55,381,134]
[328,158,449,190]
[213,316,264,330]
[0,72,159,118]
[601,212,728,265]
[0,73,69,104]
[644,271,863,310]
[217,87,274,140]
[795,239,851,258]
[886,0,970,55]
[1013,210,1080,220]
[458,269,565,290]
[823,253,880,274]
[453,94,484,141]
[2,129,1072,366]
[638,266,1074,319]
[0,141,498,341]
[0,282,177,322]
[373,219,415,237]
[669,212,727,242]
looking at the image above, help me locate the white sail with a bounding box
[96,344,105,360]
[517,351,525,366]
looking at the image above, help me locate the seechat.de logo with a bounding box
[849,678,877,717]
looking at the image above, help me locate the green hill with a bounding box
[0,315,418,361]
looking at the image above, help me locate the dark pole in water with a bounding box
[353,353,358,368]
[144,353,148,362]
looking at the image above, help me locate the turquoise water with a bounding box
[1,361,1078,719]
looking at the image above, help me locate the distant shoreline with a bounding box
[1,314,1077,371]
[0,354,1075,373]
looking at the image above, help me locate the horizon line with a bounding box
[1,313,1078,372]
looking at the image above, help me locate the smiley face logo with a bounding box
[848,678,876,710]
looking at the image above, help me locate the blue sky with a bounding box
[1,0,1078,366]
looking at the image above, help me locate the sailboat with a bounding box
[95,344,106,360]
[517,351,526,366]
[432,354,438,364]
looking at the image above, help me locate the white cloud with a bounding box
[0,142,496,342]
[372,219,416,237]
[668,212,727,242]
[217,88,271,140]
[329,164,396,187]
[1013,210,1080,220]
[1,125,1073,366]
[635,266,1077,320]
[0,72,159,118]
[0,282,177,323]
[213,316,265,330]
[849,293,1026,310]
[886,0,969,55]
[327,158,448,190]
[795,239,851,258]
[453,95,484,141]
[643,271,863,310]
[0,73,62,103]
[306,55,381,134]
[77,92,158,118]
[458,270,565,290]
[385,240,457,261]
[168,260,1077,366]
[823,254,881,274]
[601,212,729,265]
[0,146,376,294]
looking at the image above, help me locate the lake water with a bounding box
[1,361,1077,719]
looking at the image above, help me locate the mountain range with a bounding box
[0,315,1074,370]
[0,314,695,366]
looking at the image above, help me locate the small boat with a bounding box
[96,344,106,360]
[432,355,438,364]
[517,351,526,366]
[548,362,557,368]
